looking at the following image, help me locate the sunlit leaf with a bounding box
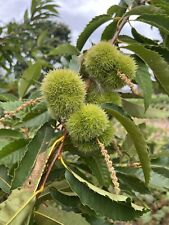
[77,14,113,50]
[0,188,35,225]
[61,158,148,221]
[49,43,79,56]
[12,124,54,189]
[35,205,90,225]
[18,61,42,98]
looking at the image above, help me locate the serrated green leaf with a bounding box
[0,100,23,111]
[126,5,164,16]
[138,14,169,35]
[0,139,28,160]
[0,145,26,169]
[85,154,111,187]
[0,166,10,193]
[136,61,152,111]
[77,14,113,51]
[34,205,90,225]
[0,188,35,225]
[152,0,169,14]
[101,21,117,41]
[116,166,169,190]
[131,28,157,45]
[102,4,127,41]
[150,171,169,190]
[124,44,169,96]
[17,111,50,128]
[117,172,150,194]
[50,187,80,208]
[63,161,148,221]
[49,43,79,56]
[18,61,42,98]
[0,93,17,102]
[107,5,126,15]
[122,99,169,119]
[0,129,23,139]
[12,124,54,189]
[145,45,169,63]
[151,165,169,179]
[118,35,137,44]
[102,103,150,184]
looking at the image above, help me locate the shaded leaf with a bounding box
[0,166,11,193]
[126,5,164,16]
[0,129,23,140]
[85,154,111,187]
[136,61,152,111]
[50,187,80,208]
[0,139,28,160]
[138,14,169,35]
[35,205,90,225]
[0,146,26,169]
[0,93,17,102]
[151,165,169,179]
[101,21,117,41]
[124,44,169,96]
[146,45,169,63]
[102,103,150,184]
[131,27,157,45]
[122,99,169,119]
[0,188,35,225]
[117,172,150,194]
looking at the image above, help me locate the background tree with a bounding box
[0,0,70,79]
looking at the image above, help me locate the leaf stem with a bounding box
[39,131,67,190]
[111,15,129,45]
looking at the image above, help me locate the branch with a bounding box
[23,135,65,192]
[39,131,67,190]
[111,15,129,45]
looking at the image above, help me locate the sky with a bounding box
[0,0,161,46]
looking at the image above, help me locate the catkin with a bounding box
[97,139,120,194]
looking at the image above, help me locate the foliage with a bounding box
[0,0,169,224]
[0,0,70,79]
